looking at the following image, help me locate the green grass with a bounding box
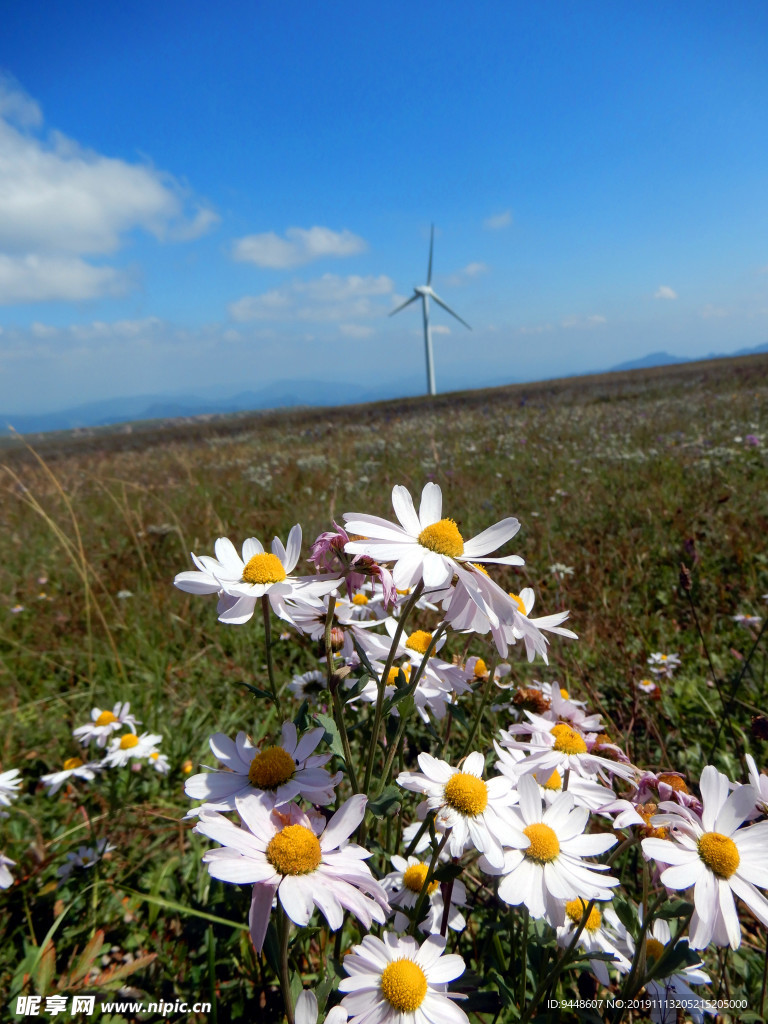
[1,353,767,1022]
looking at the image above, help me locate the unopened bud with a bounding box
[330,627,345,651]
[679,564,692,592]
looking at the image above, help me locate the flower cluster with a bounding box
[176,481,768,1023]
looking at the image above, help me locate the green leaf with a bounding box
[293,699,310,731]
[433,862,464,883]
[613,896,637,937]
[238,680,276,703]
[368,785,401,817]
[343,675,370,703]
[461,991,504,1013]
[314,712,345,759]
[655,898,693,920]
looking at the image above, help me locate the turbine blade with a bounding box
[430,291,472,330]
[388,293,420,317]
[427,224,434,285]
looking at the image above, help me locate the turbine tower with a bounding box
[389,224,471,396]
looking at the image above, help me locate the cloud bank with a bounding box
[232,226,367,269]
[0,77,217,305]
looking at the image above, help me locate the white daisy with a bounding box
[642,764,768,949]
[338,932,468,1024]
[495,744,616,815]
[442,565,553,662]
[396,752,524,868]
[647,652,680,679]
[383,854,467,934]
[0,853,15,889]
[72,702,139,748]
[295,989,348,1024]
[344,482,523,590]
[57,839,116,880]
[497,719,637,786]
[745,753,768,817]
[40,757,100,796]
[288,669,327,700]
[620,915,715,1024]
[0,768,22,814]
[174,525,340,625]
[195,793,389,952]
[102,732,163,768]
[555,900,630,985]
[148,750,170,774]
[500,587,578,657]
[486,773,619,922]
[184,723,341,815]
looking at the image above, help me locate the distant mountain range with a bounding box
[609,341,768,372]
[3,341,767,435]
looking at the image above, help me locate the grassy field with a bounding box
[1,353,767,1022]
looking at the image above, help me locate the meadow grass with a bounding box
[1,353,767,1022]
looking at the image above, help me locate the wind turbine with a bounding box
[389,224,471,396]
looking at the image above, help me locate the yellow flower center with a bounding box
[473,658,488,678]
[523,823,560,863]
[565,899,602,932]
[149,751,160,761]
[119,734,139,749]
[508,592,527,614]
[386,664,411,686]
[402,863,439,895]
[266,824,322,875]
[351,593,369,605]
[63,757,84,771]
[645,937,665,962]
[541,769,562,791]
[380,959,428,1012]
[95,710,118,727]
[658,773,690,794]
[241,552,287,585]
[182,759,194,774]
[698,831,740,879]
[248,746,296,790]
[550,723,587,755]
[471,562,489,576]
[443,772,489,816]
[417,518,464,557]
[405,630,433,655]
[560,688,570,699]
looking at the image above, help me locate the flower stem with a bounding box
[278,906,294,1024]
[408,828,449,936]
[460,656,498,758]
[324,595,359,793]
[261,595,282,712]
[362,581,424,796]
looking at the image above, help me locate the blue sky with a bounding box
[1,1,768,413]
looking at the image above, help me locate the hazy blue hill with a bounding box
[609,351,692,372]
[3,342,767,435]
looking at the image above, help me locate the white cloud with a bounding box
[519,323,554,335]
[0,254,129,304]
[561,314,607,329]
[444,262,489,287]
[701,304,728,319]
[339,323,374,339]
[0,78,217,304]
[431,325,451,335]
[232,226,367,269]
[229,273,394,323]
[654,285,678,300]
[483,210,512,230]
